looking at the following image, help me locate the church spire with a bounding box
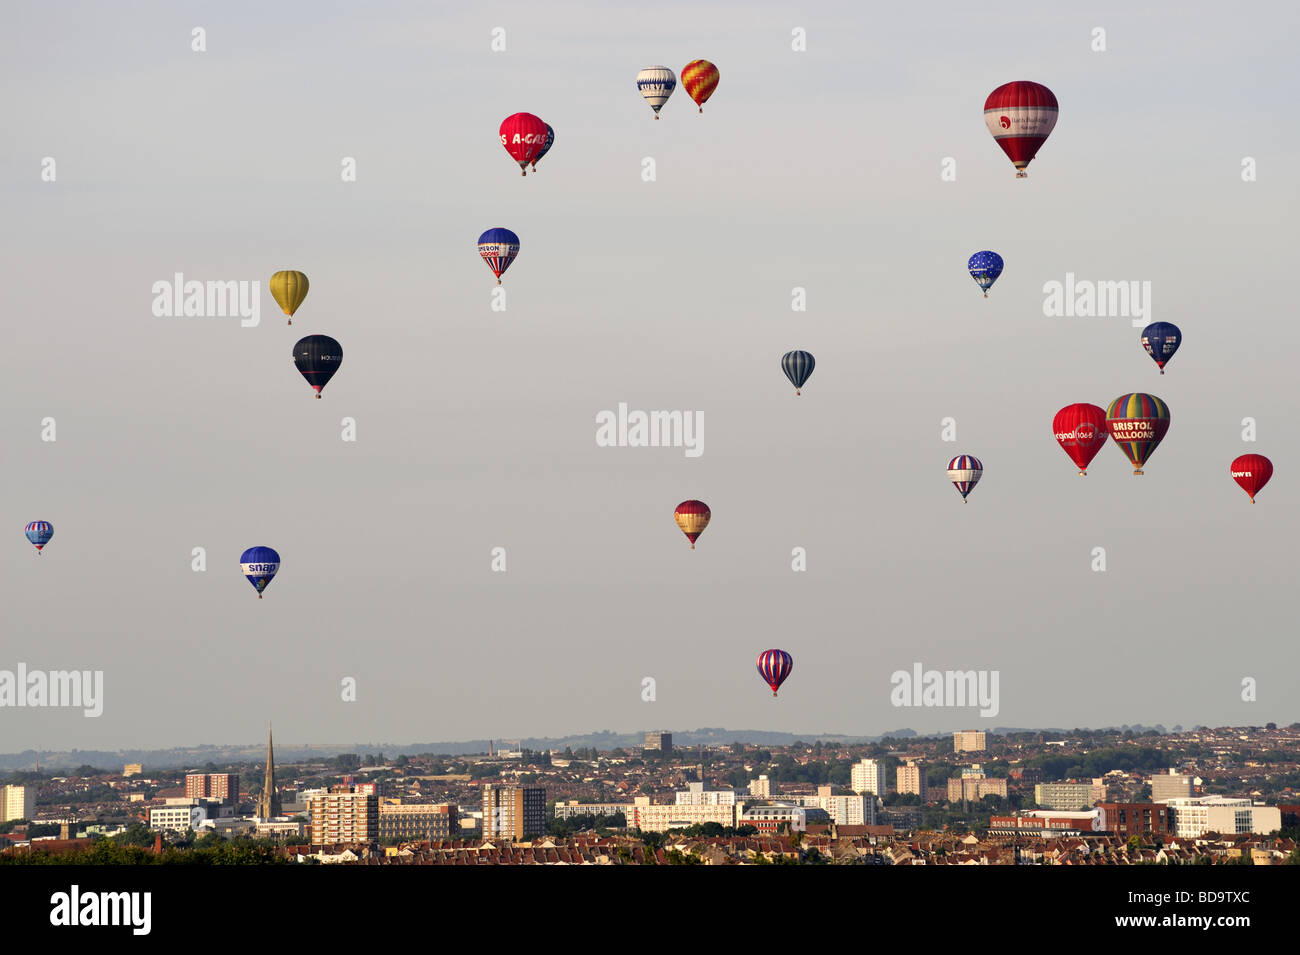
[258,723,281,819]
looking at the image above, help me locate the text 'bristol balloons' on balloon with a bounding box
[984,81,1058,178]
[240,546,280,599]
[1141,322,1181,374]
[24,521,53,554]
[269,271,309,325]
[1053,403,1109,475]
[293,335,343,398]
[968,251,1004,298]
[499,113,549,176]
[681,59,720,113]
[477,228,520,284]
[636,66,676,118]
[947,454,983,502]
[674,500,710,549]
[757,649,793,698]
[1105,393,1170,475]
[1231,454,1273,503]
[781,350,815,395]
[530,125,554,170]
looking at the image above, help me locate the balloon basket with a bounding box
[1133,469,1143,475]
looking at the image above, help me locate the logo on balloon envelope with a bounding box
[999,115,1010,129]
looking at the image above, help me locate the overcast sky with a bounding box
[2,1,1298,753]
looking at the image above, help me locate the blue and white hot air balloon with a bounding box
[477,228,520,285]
[240,546,280,599]
[636,66,677,119]
[968,251,1004,298]
[781,350,816,395]
[25,521,53,554]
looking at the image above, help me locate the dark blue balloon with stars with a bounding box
[968,251,1004,297]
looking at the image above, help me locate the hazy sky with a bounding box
[3,1,1298,752]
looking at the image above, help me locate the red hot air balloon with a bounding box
[756,649,793,698]
[984,81,1058,178]
[1053,403,1109,475]
[1231,454,1273,502]
[673,500,710,549]
[499,113,549,176]
[681,59,720,113]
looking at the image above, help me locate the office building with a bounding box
[378,803,458,842]
[897,762,928,800]
[627,797,737,833]
[1151,770,1194,802]
[1161,797,1281,839]
[2,785,33,823]
[309,786,379,844]
[954,731,987,753]
[483,784,546,841]
[1034,781,1101,811]
[947,766,1008,802]
[850,759,887,796]
[149,802,207,832]
[676,781,743,806]
[552,801,633,821]
[783,786,874,826]
[643,731,673,753]
[988,809,1104,835]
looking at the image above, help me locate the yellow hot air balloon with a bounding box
[269,270,310,325]
[674,500,710,549]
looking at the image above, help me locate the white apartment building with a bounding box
[1,785,33,823]
[628,797,737,832]
[675,782,743,806]
[149,803,207,832]
[851,759,887,796]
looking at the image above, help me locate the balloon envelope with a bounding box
[681,59,720,112]
[293,335,343,397]
[499,113,549,174]
[947,454,983,500]
[25,521,53,552]
[757,649,793,697]
[1053,404,1109,474]
[531,125,555,168]
[674,500,710,548]
[984,81,1058,177]
[1231,454,1273,502]
[781,350,815,394]
[968,251,1004,296]
[269,271,309,323]
[1105,393,1170,474]
[1141,322,1181,374]
[477,228,520,282]
[636,66,676,117]
[240,546,280,596]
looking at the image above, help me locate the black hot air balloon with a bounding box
[293,335,343,398]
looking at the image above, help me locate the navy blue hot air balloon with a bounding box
[1141,322,1181,374]
[781,350,815,395]
[530,125,554,170]
[25,521,53,554]
[968,251,1004,298]
[240,546,280,599]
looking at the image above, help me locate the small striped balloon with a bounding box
[947,454,983,501]
[25,521,53,553]
[781,350,815,395]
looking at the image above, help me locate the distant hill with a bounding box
[0,723,1189,771]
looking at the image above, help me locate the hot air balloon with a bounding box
[1231,454,1273,503]
[499,113,549,176]
[24,521,53,554]
[269,271,309,325]
[968,251,1004,298]
[477,228,520,284]
[240,546,280,599]
[674,500,710,549]
[681,59,719,113]
[636,66,676,119]
[984,81,1058,178]
[1105,393,1170,475]
[781,350,815,395]
[293,335,342,398]
[947,455,983,502]
[1141,322,1181,375]
[757,649,793,698]
[530,125,555,170]
[1053,403,1109,475]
